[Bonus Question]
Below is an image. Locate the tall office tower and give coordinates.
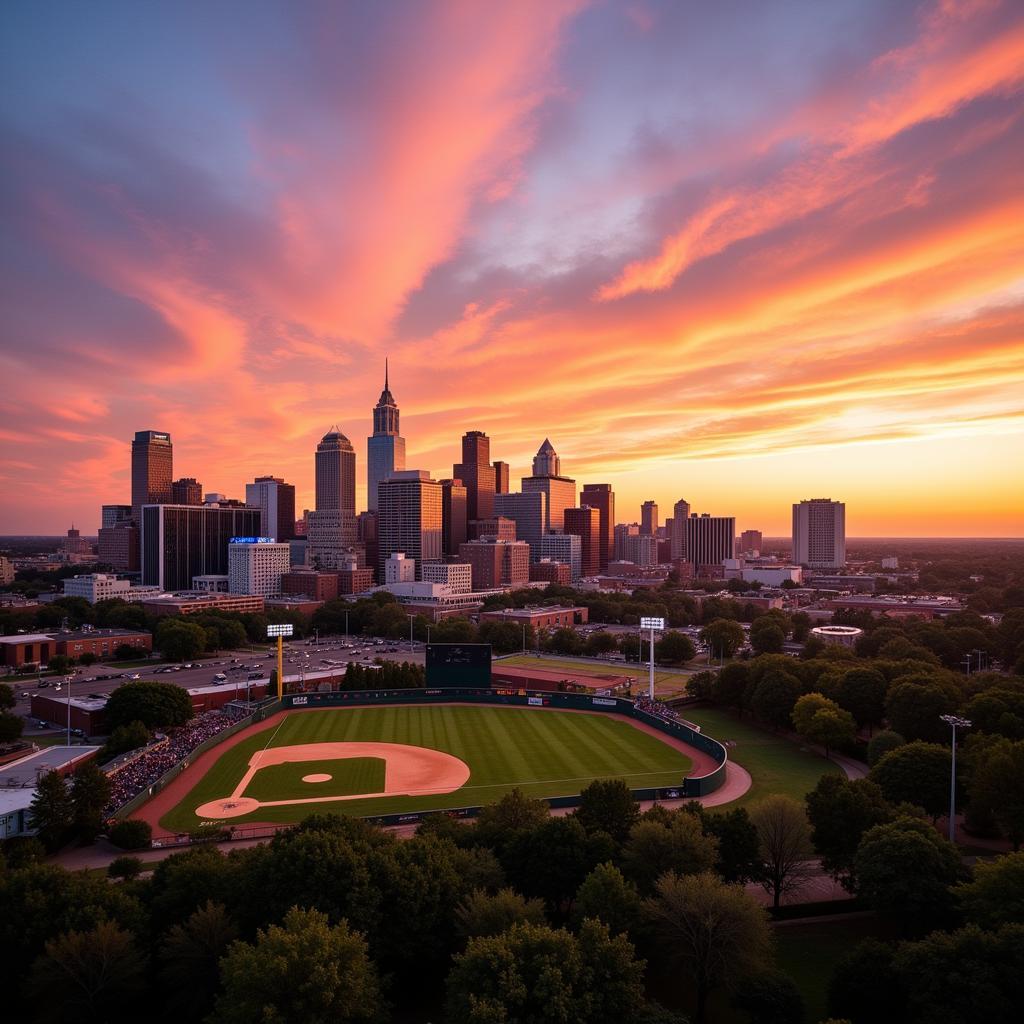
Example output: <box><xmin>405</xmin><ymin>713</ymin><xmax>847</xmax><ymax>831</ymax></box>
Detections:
<box><xmin>98</xmin><ymin>523</ymin><xmax>139</xmax><ymax>571</ymax></box>
<box><xmin>440</xmin><ymin>479</ymin><xmax>468</xmax><ymax>561</ymax></box>
<box><xmin>739</xmin><ymin>529</ymin><xmax>763</xmax><ymax>556</ymax></box>
<box><xmin>614</xmin><ymin>523</ymin><xmax>639</xmax><ymax>561</ymax></box>
<box><xmin>141</xmin><ymin>504</ymin><xmax>261</xmax><ymax>591</ymax></box>
<box><xmin>101</xmin><ymin>505</ymin><xmax>132</xmax><ymax>530</ymax></box>
<box><xmin>494</xmin><ymin>490</ymin><xmax>547</xmax><ymax>559</ymax></box>
<box><xmin>685</xmin><ymin>513</ymin><xmax>736</xmax><ymax>568</ymax></box>
<box><xmin>537</xmin><ymin>533</ymin><xmax>582</xmax><ymax>581</ymax></box>
<box><xmin>366</xmin><ymin>362</ymin><xmax>406</xmax><ymax>513</ymax></box>
<box><xmin>670</xmin><ymin>498</ymin><xmax>691</xmax><ymax>560</ymax></box>
<box><xmin>357</xmin><ymin>511</ymin><xmax>378</xmax><ymax>580</ymax></box>
<box><xmin>228</xmin><ymin>539</ymin><xmax>290</xmax><ymax>596</ymax></box>
<box><xmin>316</xmin><ymin>429</ymin><xmax>356</xmax><ymax>514</ymax></box>
<box><xmin>581</xmin><ymin>483</ymin><xmax>614</xmax><ymax>570</ymax></box>
<box><xmin>493</xmin><ymin>461</ymin><xmax>510</xmax><ymax>495</ymax></box>
<box><xmin>624</xmin><ymin>533</ymin><xmax>659</xmax><ymax>567</ymax></box>
<box><xmin>245</xmin><ymin>476</ymin><xmax>296</xmax><ymax>541</ymax></box>
<box><xmin>453</xmin><ymin>430</ymin><xmax>495</xmax><ymax>522</ymax></box>
<box><xmin>640</xmin><ymin>501</ymin><xmax>659</xmax><ymax>536</ymax></box>
<box><xmin>171</xmin><ymin>477</ymin><xmax>203</xmax><ymax>505</ymax></box>
<box><xmin>131</xmin><ymin>430</ymin><xmax>173</xmax><ymax>525</ymax></box>
<box><xmin>564</xmin><ymin>506</ymin><xmax>601</xmax><ymax>577</ymax></box>
<box><xmin>377</xmin><ymin>471</ymin><xmax>443</xmax><ymax>580</ymax></box>
<box><xmin>792</xmin><ymin>499</ymin><xmax>846</xmax><ymax>569</ymax></box>
<box><xmin>521</xmin><ymin>438</ymin><xmax>576</xmax><ymax>531</ymax></box>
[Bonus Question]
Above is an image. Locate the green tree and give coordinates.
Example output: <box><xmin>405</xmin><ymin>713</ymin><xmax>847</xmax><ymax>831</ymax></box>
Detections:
<box><xmin>159</xmin><ymin>900</ymin><xmax>239</xmax><ymax>1020</ymax></box>
<box><xmin>644</xmin><ymin>871</ymin><xmax>773</xmax><ymax>1024</ymax></box>
<box><xmin>99</xmin><ymin>720</ymin><xmax>151</xmax><ymax>762</ymax></box>
<box><xmin>155</xmin><ymin>618</ymin><xmax>207</xmax><ymax>661</ymax></box>
<box><xmin>446</xmin><ymin>919</ymin><xmax>646</xmax><ymax>1024</ymax></box>
<box><xmin>750</xmin><ymin>620</ymin><xmax>786</xmax><ymax>655</ymax></box>
<box><xmin>0</xmin><ymin>709</ymin><xmax>24</xmax><ymax>742</ymax></box>
<box><xmin>965</xmin><ymin>687</ymin><xmax>1024</xmax><ymax>740</ymax></box>
<box><xmin>792</xmin><ymin>692</ymin><xmax>856</xmax><ymax>757</ymax></box>
<box><xmin>473</xmin><ymin>788</ymin><xmax>549</xmax><ymax>851</ymax></box>
<box><xmin>622</xmin><ymin>812</ymin><xmax>719</xmax><ymax>894</ymax></box>
<box><xmin>586</xmin><ymin>631</ymin><xmax>619</xmax><ymax>657</ymax></box>
<box><xmin>749</xmin><ymin>671</ymin><xmax>804</xmax><ymax>730</ymax></box>
<box><xmin>732</xmin><ymin>971</ymin><xmax>805</xmax><ymax>1024</ymax></box>
<box><xmin>955</xmin><ymin>851</ymin><xmax>1024</xmax><ymax>929</ymax></box>
<box><xmin>805</xmin><ymin>774</ymin><xmax>893</xmax><ymax>886</ymax></box>
<box><xmin>884</xmin><ymin>678</ymin><xmax>959</xmax><ymax>743</ymax></box>
<box><xmin>869</xmin><ymin>741</ymin><xmax>951</xmax><ymax>821</ymax></box>
<box><xmin>684</xmin><ymin>804</ymin><xmax>763</xmax><ymax>884</ymax></box>
<box><xmin>454</xmin><ymin>887</ymin><xmax>546</xmax><ymax>939</ymax></box>
<box><xmin>107</xmin><ymin>856</ymin><xmax>143</xmax><ymax>880</ymax></box>
<box><xmin>700</xmin><ymin>619</ymin><xmax>745</xmax><ymax>660</ymax></box>
<box><xmin>655</xmin><ymin>631</ymin><xmax>697</xmax><ymax>665</ymax></box>
<box><xmin>46</xmin><ymin>654</ymin><xmax>73</xmax><ymax>674</ymax></box>
<box><xmin>575</xmin><ymin>778</ymin><xmax>640</xmax><ymax>843</ymax></box>
<box><xmin>70</xmin><ymin>761</ymin><xmax>112</xmax><ymax>842</ymax></box>
<box><xmin>29</xmin><ymin>770</ymin><xmax>73</xmax><ymax>851</ymax></box>
<box><xmin>572</xmin><ymin>862</ymin><xmax>642</xmax><ymax>935</ymax></box>
<box><xmin>835</xmin><ymin>667</ymin><xmax>888</xmax><ymax>732</ymax></box>
<box><xmin>749</xmin><ymin>795</ymin><xmax>814</xmax><ymax>909</ymax></box>
<box><xmin>968</xmin><ymin>738</ymin><xmax>1024</xmax><ymax>849</ymax></box>
<box><xmin>546</xmin><ymin>627</ymin><xmax>585</xmax><ymax>656</ymax></box>
<box><xmin>866</xmin><ymin>729</ymin><xmax>904</xmax><ymax>766</ymax></box>
<box><xmin>26</xmin><ymin>920</ymin><xmax>146</xmax><ymax>1024</ymax></box>
<box><xmin>210</xmin><ymin>907</ymin><xmax>382</xmax><ymax>1024</ymax></box>
<box><xmin>77</xmin><ymin>652</ymin><xmax>97</xmax><ymax>666</ymax></box>
<box><xmin>711</xmin><ymin>661</ymin><xmax>751</xmax><ymax>713</ymax></box>
<box><xmin>108</xmin><ymin>819</ymin><xmax>152</xmax><ymax>850</ymax></box>
<box><xmin>104</xmin><ymin>680</ymin><xmax>193</xmax><ymax>730</ymax></box>
<box><xmin>827</xmin><ymin>939</ymin><xmax>904</xmax><ymax>1024</ymax></box>
<box><xmin>854</xmin><ymin>816</ymin><xmax>965</xmax><ymax>931</ymax></box>
<box><xmin>0</xmin><ymin>682</ymin><xmax>14</xmax><ymax>711</ymax></box>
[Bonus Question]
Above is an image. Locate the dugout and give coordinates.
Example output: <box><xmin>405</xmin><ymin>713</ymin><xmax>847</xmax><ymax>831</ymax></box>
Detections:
<box><xmin>425</xmin><ymin>643</ymin><xmax>492</xmax><ymax>687</ymax></box>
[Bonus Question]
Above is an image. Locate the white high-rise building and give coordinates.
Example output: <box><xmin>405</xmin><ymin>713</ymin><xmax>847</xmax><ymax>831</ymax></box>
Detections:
<box><xmin>792</xmin><ymin>498</ymin><xmax>846</xmax><ymax>569</ymax></box>
<box><xmin>245</xmin><ymin>476</ymin><xmax>296</xmax><ymax>542</ymax></box>
<box><xmin>228</xmin><ymin>540</ymin><xmax>290</xmax><ymax>596</ymax></box>
<box><xmin>420</xmin><ymin>562</ymin><xmax>472</xmax><ymax>593</ymax></box>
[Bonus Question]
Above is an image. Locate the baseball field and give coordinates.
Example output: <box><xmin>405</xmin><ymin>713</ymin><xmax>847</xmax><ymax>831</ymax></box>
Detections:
<box><xmin>156</xmin><ymin>704</ymin><xmax>695</xmax><ymax>832</ymax></box>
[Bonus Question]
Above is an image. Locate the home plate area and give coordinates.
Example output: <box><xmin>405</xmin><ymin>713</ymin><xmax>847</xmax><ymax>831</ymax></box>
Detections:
<box><xmin>194</xmin><ymin>742</ymin><xmax>471</xmax><ymax>819</ymax></box>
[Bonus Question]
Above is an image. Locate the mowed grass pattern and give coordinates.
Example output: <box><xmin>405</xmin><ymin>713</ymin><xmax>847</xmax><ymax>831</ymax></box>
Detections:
<box><xmin>242</xmin><ymin>757</ymin><xmax>385</xmax><ymax>802</ymax></box>
<box><xmin>161</xmin><ymin>705</ymin><xmax>692</xmax><ymax>831</ymax></box>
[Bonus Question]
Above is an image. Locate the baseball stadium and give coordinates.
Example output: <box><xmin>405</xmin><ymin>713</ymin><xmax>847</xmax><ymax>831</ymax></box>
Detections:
<box><xmin>124</xmin><ymin>644</ymin><xmax>738</xmax><ymax>839</ymax></box>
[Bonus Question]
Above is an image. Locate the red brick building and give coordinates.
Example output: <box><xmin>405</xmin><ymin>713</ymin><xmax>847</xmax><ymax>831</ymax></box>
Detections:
<box><xmin>479</xmin><ymin>605</ymin><xmax>588</xmax><ymax>629</ymax></box>
<box><xmin>0</xmin><ymin>629</ymin><xmax>152</xmax><ymax>668</ymax></box>
<box><xmin>468</xmin><ymin>516</ymin><xmax>517</xmax><ymax>541</ymax></box>
<box><xmin>564</xmin><ymin>506</ymin><xmax>601</xmax><ymax>577</ymax></box>
<box><xmin>529</xmin><ymin>559</ymin><xmax>570</xmax><ymax>585</ymax></box>
<box><xmin>281</xmin><ymin>570</ymin><xmax>339</xmax><ymax>601</ymax></box>
<box><xmin>338</xmin><ymin>567</ymin><xmax>375</xmax><ymax>594</ymax></box>
<box><xmin>459</xmin><ymin>538</ymin><xmax>529</xmax><ymax>588</ymax></box>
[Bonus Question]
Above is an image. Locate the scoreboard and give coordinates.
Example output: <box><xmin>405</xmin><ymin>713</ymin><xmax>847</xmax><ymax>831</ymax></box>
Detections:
<box><xmin>425</xmin><ymin>643</ymin><xmax>493</xmax><ymax>688</ymax></box>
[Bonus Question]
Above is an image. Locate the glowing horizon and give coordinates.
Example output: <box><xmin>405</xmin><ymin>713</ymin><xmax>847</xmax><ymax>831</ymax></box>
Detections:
<box><xmin>1</xmin><ymin>1</ymin><xmax>1022</xmax><ymax>538</ymax></box>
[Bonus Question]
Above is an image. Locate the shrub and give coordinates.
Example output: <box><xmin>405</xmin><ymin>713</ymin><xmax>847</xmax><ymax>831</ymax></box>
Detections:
<box><xmin>108</xmin><ymin>856</ymin><xmax>144</xmax><ymax>880</ymax></box>
<box><xmin>108</xmin><ymin>819</ymin><xmax>152</xmax><ymax>850</ymax></box>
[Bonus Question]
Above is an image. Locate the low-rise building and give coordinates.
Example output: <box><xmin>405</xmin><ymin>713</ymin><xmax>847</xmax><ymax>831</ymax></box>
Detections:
<box><xmin>142</xmin><ymin>594</ymin><xmax>265</xmax><ymax>617</ymax></box>
<box><xmin>281</xmin><ymin>570</ymin><xmax>340</xmax><ymax>601</ymax></box>
<box><xmin>478</xmin><ymin>605</ymin><xmax>588</xmax><ymax>629</ymax></box>
<box><xmin>62</xmin><ymin>573</ymin><xmax>131</xmax><ymax>603</ymax></box>
<box><xmin>529</xmin><ymin>559</ymin><xmax>570</xmax><ymax>585</ymax></box>
<box><xmin>0</xmin><ymin>628</ymin><xmax>153</xmax><ymax>667</ymax></box>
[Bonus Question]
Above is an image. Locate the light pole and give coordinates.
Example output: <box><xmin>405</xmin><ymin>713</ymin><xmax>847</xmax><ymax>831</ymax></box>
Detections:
<box><xmin>521</xmin><ymin>624</ymin><xmax>526</xmax><ymax>654</ymax></box>
<box><xmin>940</xmin><ymin>714</ymin><xmax>971</xmax><ymax>843</ymax></box>
<box><xmin>961</xmin><ymin>654</ymin><xmax>972</xmax><ymax>676</ymax></box>
<box><xmin>60</xmin><ymin>674</ymin><xmax>73</xmax><ymax>745</ymax></box>
<box><xmin>640</xmin><ymin>617</ymin><xmax>665</xmax><ymax>701</ymax></box>
<box><xmin>408</xmin><ymin>614</ymin><xmax>415</xmax><ymax>645</ymax></box>
<box><xmin>426</xmin><ymin>624</ymin><xmax>432</xmax><ymax>645</ymax></box>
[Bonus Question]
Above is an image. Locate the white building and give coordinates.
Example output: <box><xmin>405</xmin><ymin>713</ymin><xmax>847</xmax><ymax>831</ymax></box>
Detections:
<box><xmin>741</xmin><ymin>566</ymin><xmax>803</xmax><ymax>587</ymax></box>
<box><xmin>421</xmin><ymin>562</ymin><xmax>472</xmax><ymax>593</ymax></box>
<box><xmin>228</xmin><ymin>540</ymin><xmax>290</xmax><ymax>596</ymax></box>
<box><xmin>191</xmin><ymin>574</ymin><xmax>230</xmax><ymax>592</ymax></box>
<box><xmin>0</xmin><ymin>555</ymin><xmax>14</xmax><ymax>585</ymax></box>
<box><xmin>793</xmin><ymin>498</ymin><xmax>846</xmax><ymax>569</ymax></box>
<box><xmin>306</xmin><ymin>508</ymin><xmax>359</xmax><ymax>569</ymax></box>
<box><xmin>62</xmin><ymin>573</ymin><xmax>131</xmax><ymax>603</ymax></box>
<box><xmin>537</xmin><ymin>533</ymin><xmax>582</xmax><ymax>581</ymax></box>
<box><xmin>811</xmin><ymin>624</ymin><xmax>863</xmax><ymax>648</ymax></box>
<box><xmin>385</xmin><ymin>552</ymin><xmax>416</xmax><ymax>584</ymax></box>
<box><xmin>623</xmin><ymin>533</ymin><xmax>658</xmax><ymax>567</ymax></box>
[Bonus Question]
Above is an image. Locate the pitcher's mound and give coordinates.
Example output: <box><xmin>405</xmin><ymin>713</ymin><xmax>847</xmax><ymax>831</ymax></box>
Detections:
<box><xmin>303</xmin><ymin>773</ymin><xmax>332</xmax><ymax>783</ymax></box>
<box><xmin>195</xmin><ymin>796</ymin><xmax>261</xmax><ymax>819</ymax></box>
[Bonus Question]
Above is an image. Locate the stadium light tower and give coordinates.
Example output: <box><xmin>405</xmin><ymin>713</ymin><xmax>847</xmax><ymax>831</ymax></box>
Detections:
<box><xmin>267</xmin><ymin>623</ymin><xmax>293</xmax><ymax>699</ymax></box>
<box><xmin>640</xmin><ymin>617</ymin><xmax>665</xmax><ymax>701</ymax></box>
<box><xmin>940</xmin><ymin>714</ymin><xmax>971</xmax><ymax>843</ymax></box>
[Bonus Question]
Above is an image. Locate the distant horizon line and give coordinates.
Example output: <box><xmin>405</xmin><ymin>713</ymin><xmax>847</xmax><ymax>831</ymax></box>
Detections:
<box><xmin>1</xmin><ymin>534</ymin><xmax>1022</xmax><ymax>543</ymax></box>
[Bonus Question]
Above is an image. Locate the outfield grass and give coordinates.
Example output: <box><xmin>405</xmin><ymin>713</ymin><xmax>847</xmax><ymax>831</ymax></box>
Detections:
<box><xmin>242</xmin><ymin>756</ymin><xmax>385</xmax><ymax>801</ymax></box>
<box><xmin>160</xmin><ymin>705</ymin><xmax>693</xmax><ymax>831</ymax></box>
<box><xmin>683</xmin><ymin>707</ymin><xmax>841</xmax><ymax>806</ymax></box>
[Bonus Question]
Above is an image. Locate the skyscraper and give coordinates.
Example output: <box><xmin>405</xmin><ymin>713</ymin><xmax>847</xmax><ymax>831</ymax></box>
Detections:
<box><xmin>366</xmin><ymin>361</ymin><xmax>406</xmax><ymax>512</ymax></box>
<box><xmin>171</xmin><ymin>477</ymin><xmax>203</xmax><ymax>505</ymax></box>
<box><xmin>131</xmin><ymin>430</ymin><xmax>173</xmax><ymax>525</ymax></box>
<box><xmin>792</xmin><ymin>499</ymin><xmax>846</xmax><ymax>569</ymax></box>
<box><xmin>454</xmin><ymin>430</ymin><xmax>495</xmax><ymax>522</ymax></box>
<box><xmin>494</xmin><ymin>490</ymin><xmax>547</xmax><ymax>559</ymax></box>
<box><xmin>377</xmin><ymin>471</ymin><xmax>443</xmax><ymax>580</ymax></box>
<box><xmin>670</xmin><ymin>498</ymin><xmax>691</xmax><ymax>560</ymax></box>
<box><xmin>245</xmin><ymin>476</ymin><xmax>296</xmax><ymax>542</ymax></box>
<box><xmin>640</xmin><ymin>501</ymin><xmax>659</xmax><ymax>536</ymax></box>
<box><xmin>101</xmin><ymin>505</ymin><xmax>132</xmax><ymax>530</ymax></box>
<box><xmin>440</xmin><ymin>478</ymin><xmax>468</xmax><ymax>560</ymax></box>
<box><xmin>316</xmin><ymin>429</ymin><xmax>356</xmax><ymax>514</ymax></box>
<box><xmin>739</xmin><ymin>529</ymin><xmax>763</xmax><ymax>555</ymax></box>
<box><xmin>493</xmin><ymin>461</ymin><xmax>510</xmax><ymax>495</ymax></box>
<box><xmin>564</xmin><ymin>506</ymin><xmax>600</xmax><ymax>577</ymax></box>
<box><xmin>581</xmin><ymin>483</ymin><xmax>614</xmax><ymax>570</ymax></box>
<box><xmin>685</xmin><ymin>514</ymin><xmax>736</xmax><ymax>568</ymax></box>
<box><xmin>521</xmin><ymin>439</ymin><xmax>576</xmax><ymax>531</ymax></box>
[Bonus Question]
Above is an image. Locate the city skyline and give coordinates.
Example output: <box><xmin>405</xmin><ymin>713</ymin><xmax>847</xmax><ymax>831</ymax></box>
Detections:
<box><xmin>2</xmin><ymin>1</ymin><xmax>1023</xmax><ymax>537</ymax></box>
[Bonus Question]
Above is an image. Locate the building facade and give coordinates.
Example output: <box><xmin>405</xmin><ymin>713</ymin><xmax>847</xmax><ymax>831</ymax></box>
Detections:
<box><xmin>493</xmin><ymin>461</ymin><xmax>510</xmax><ymax>495</ymax></box>
<box><xmin>385</xmin><ymin>552</ymin><xmax>417</xmax><ymax>584</ymax></box>
<box><xmin>640</xmin><ymin>500</ymin><xmax>658</xmax><ymax>536</ymax></box>
<box><xmin>245</xmin><ymin>476</ymin><xmax>297</xmax><ymax>542</ymax></box>
<box><xmin>684</xmin><ymin>513</ymin><xmax>736</xmax><ymax>568</ymax></box>
<box><xmin>62</xmin><ymin>574</ymin><xmax>131</xmax><ymax>603</ymax></box>
<box><xmin>529</xmin><ymin>559</ymin><xmax>570</xmax><ymax>585</ymax></box>
<box><xmin>421</xmin><ymin>562</ymin><xmax>473</xmax><ymax>593</ymax></box>
<box><xmin>281</xmin><ymin>570</ymin><xmax>340</xmax><ymax>601</ymax></box>
<box><xmin>98</xmin><ymin>525</ymin><xmax>139</xmax><ymax>571</ymax></box>
<box><xmin>537</xmin><ymin>533</ymin><xmax>582</xmax><ymax>580</ymax></box>
<box><xmin>564</xmin><ymin>506</ymin><xmax>601</xmax><ymax>577</ymax></box>
<box><xmin>453</xmin><ymin>430</ymin><xmax>495</xmax><ymax>523</ymax></box>
<box><xmin>580</xmin><ymin>483</ymin><xmax>614</xmax><ymax>570</ymax></box>
<box><xmin>131</xmin><ymin>430</ymin><xmax>173</xmax><ymax>525</ymax></box>
<box><xmin>670</xmin><ymin>498</ymin><xmax>691</xmax><ymax>560</ymax></box>
<box><xmin>101</xmin><ymin>505</ymin><xmax>132</xmax><ymax>530</ymax></box>
<box><xmin>458</xmin><ymin>538</ymin><xmax>530</xmax><ymax>589</ymax></box>
<box><xmin>494</xmin><ymin>490</ymin><xmax>547</xmax><ymax>559</ymax></box>
<box><xmin>623</xmin><ymin>533</ymin><xmax>659</xmax><ymax>567</ymax></box>
<box><xmin>377</xmin><ymin>472</ymin><xmax>443</xmax><ymax>580</ymax></box>
<box><xmin>739</xmin><ymin>529</ymin><xmax>763</xmax><ymax>556</ymax></box>
<box><xmin>440</xmin><ymin>479</ymin><xmax>468</xmax><ymax>561</ymax></box>
<box><xmin>367</xmin><ymin>363</ymin><xmax>407</xmax><ymax>513</ymax></box>
<box><xmin>228</xmin><ymin>540</ymin><xmax>290</xmax><ymax>596</ymax></box>
<box><xmin>171</xmin><ymin>478</ymin><xmax>203</xmax><ymax>505</ymax></box>
<box><xmin>792</xmin><ymin>499</ymin><xmax>846</xmax><ymax>569</ymax></box>
<box><xmin>521</xmin><ymin>439</ymin><xmax>576</xmax><ymax>532</ymax></box>
<box><xmin>316</xmin><ymin>430</ymin><xmax>357</xmax><ymax>515</ymax></box>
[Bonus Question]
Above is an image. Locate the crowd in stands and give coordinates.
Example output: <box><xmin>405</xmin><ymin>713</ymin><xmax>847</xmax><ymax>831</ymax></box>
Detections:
<box><xmin>103</xmin><ymin>707</ymin><xmax>248</xmax><ymax>817</ymax></box>
<box><xmin>634</xmin><ymin>693</ymin><xmax>690</xmax><ymax>727</ymax></box>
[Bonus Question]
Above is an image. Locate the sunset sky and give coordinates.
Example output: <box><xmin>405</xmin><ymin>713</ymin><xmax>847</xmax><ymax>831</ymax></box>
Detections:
<box><xmin>1</xmin><ymin>0</ymin><xmax>1022</xmax><ymax>537</ymax></box>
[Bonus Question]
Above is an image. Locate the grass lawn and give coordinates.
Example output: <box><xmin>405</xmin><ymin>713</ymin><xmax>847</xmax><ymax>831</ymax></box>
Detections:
<box><xmin>683</xmin><ymin>707</ymin><xmax>842</xmax><ymax>805</ymax></box>
<box><xmin>160</xmin><ymin>705</ymin><xmax>693</xmax><ymax>831</ymax></box>
<box><xmin>242</xmin><ymin>756</ymin><xmax>386</xmax><ymax>801</ymax></box>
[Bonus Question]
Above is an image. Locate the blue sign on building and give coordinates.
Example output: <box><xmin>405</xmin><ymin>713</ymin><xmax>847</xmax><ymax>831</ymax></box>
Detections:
<box><xmin>229</xmin><ymin>536</ymin><xmax>276</xmax><ymax>544</ymax></box>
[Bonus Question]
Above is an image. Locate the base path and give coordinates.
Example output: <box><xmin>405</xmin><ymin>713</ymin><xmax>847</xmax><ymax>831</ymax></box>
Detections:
<box><xmin>195</xmin><ymin>742</ymin><xmax>470</xmax><ymax>819</ymax></box>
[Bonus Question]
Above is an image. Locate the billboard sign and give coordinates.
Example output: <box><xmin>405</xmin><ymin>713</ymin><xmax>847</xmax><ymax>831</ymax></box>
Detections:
<box><xmin>640</xmin><ymin>616</ymin><xmax>665</xmax><ymax>630</ymax></box>
<box><xmin>426</xmin><ymin>643</ymin><xmax>492</xmax><ymax>687</ymax></box>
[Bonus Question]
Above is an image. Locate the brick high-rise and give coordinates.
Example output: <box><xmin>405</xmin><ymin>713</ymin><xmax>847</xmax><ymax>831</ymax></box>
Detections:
<box><xmin>564</xmin><ymin>506</ymin><xmax>601</xmax><ymax>577</ymax></box>
<box><xmin>377</xmin><ymin>471</ymin><xmax>443</xmax><ymax>580</ymax></box>
<box><xmin>581</xmin><ymin>483</ymin><xmax>614</xmax><ymax>570</ymax></box>
<box><xmin>131</xmin><ymin>430</ymin><xmax>173</xmax><ymax>525</ymax></box>
<box><xmin>171</xmin><ymin>477</ymin><xmax>202</xmax><ymax>505</ymax></box>
<box><xmin>453</xmin><ymin>430</ymin><xmax>495</xmax><ymax>523</ymax></box>
<box><xmin>641</xmin><ymin>500</ymin><xmax>658</xmax><ymax>536</ymax></box>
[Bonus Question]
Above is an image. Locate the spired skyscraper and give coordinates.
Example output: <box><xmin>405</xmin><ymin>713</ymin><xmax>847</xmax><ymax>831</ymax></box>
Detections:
<box><xmin>367</xmin><ymin>360</ymin><xmax>406</xmax><ymax>512</ymax></box>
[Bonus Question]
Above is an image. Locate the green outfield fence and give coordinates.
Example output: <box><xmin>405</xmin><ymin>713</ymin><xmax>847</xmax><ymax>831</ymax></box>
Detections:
<box><xmin>116</xmin><ymin>687</ymin><xmax>728</xmax><ymax>837</ymax></box>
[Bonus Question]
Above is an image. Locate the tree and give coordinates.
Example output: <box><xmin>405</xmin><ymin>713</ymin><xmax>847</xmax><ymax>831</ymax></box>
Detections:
<box><xmin>586</xmin><ymin>631</ymin><xmax>619</xmax><ymax>657</ymax></box>
<box><xmin>835</xmin><ymin>668</ymin><xmax>888</xmax><ymax>732</ymax></box>
<box><xmin>655</xmin><ymin>631</ymin><xmax>696</xmax><ymax>665</ymax></box>
<box><xmin>687</xmin><ymin>804</ymin><xmax>763</xmax><ymax>884</ymax></box>
<box><xmin>711</xmin><ymin>662</ymin><xmax>751</xmax><ymax>713</ymax></box>
<box><xmin>955</xmin><ymin>851</ymin><xmax>1024</xmax><ymax>929</ymax></box>
<box><xmin>446</xmin><ymin>919</ymin><xmax>647</xmax><ymax>1024</ymax></box>
<box><xmin>805</xmin><ymin>775</ymin><xmax>893</xmax><ymax>886</ymax></box>
<box><xmin>750</xmin><ymin>620</ymin><xmax>786</xmax><ymax>656</ymax></box>
<box><xmin>159</xmin><ymin>901</ymin><xmax>239</xmax><ymax>1020</ymax></box>
<box><xmin>854</xmin><ymin>816</ymin><xmax>965</xmax><ymax>931</ymax></box>
<box><xmin>749</xmin><ymin>795</ymin><xmax>814</xmax><ymax>909</ymax></box>
<box><xmin>968</xmin><ymin>738</ymin><xmax>1024</xmax><ymax>849</ymax></box>
<box><xmin>700</xmin><ymin>619</ymin><xmax>745</xmax><ymax>660</ymax></box>
<box><xmin>29</xmin><ymin>770</ymin><xmax>73</xmax><ymax>851</ymax></box>
<box><xmin>455</xmin><ymin>887</ymin><xmax>546</xmax><ymax>939</ymax></box>
<box><xmin>965</xmin><ymin>687</ymin><xmax>1024</xmax><ymax>740</ymax></box>
<box><xmin>867</xmin><ymin>729</ymin><xmax>904</xmax><ymax>766</ymax></box>
<box><xmin>622</xmin><ymin>812</ymin><xmax>719</xmax><ymax>894</ymax></box>
<box><xmin>869</xmin><ymin>742</ymin><xmax>951</xmax><ymax>821</ymax></box>
<box><xmin>107</xmin><ymin>856</ymin><xmax>143</xmax><ymax>880</ymax></box>
<box><xmin>572</xmin><ymin>862</ymin><xmax>642</xmax><ymax>935</ymax></box>
<box><xmin>77</xmin><ymin>652</ymin><xmax>97</xmax><ymax>666</ymax></box>
<box><xmin>26</xmin><ymin>920</ymin><xmax>146</xmax><ymax>1024</ymax></box>
<box><xmin>884</xmin><ymin>679</ymin><xmax>959</xmax><ymax>743</ymax></box>
<box><xmin>210</xmin><ymin>907</ymin><xmax>382</xmax><ymax>1024</ymax></box>
<box><xmin>732</xmin><ymin>971</ymin><xmax>805</xmax><ymax>1024</ymax></box>
<box><xmin>155</xmin><ymin>618</ymin><xmax>207</xmax><ymax>661</ymax></box>
<box><xmin>546</xmin><ymin>627</ymin><xmax>585</xmax><ymax>656</ymax></box>
<box><xmin>792</xmin><ymin>693</ymin><xmax>856</xmax><ymax>757</ymax></box>
<box><xmin>0</xmin><ymin>682</ymin><xmax>15</xmax><ymax>712</ymax></box>
<box><xmin>104</xmin><ymin>680</ymin><xmax>192</xmax><ymax>731</ymax></box>
<box><xmin>0</xmin><ymin>709</ymin><xmax>24</xmax><ymax>742</ymax></box>
<box><xmin>473</xmin><ymin>788</ymin><xmax>549</xmax><ymax>851</ymax></box>
<box><xmin>827</xmin><ymin>939</ymin><xmax>904</xmax><ymax>1024</ymax></box>
<box><xmin>108</xmin><ymin>819</ymin><xmax>152</xmax><ymax>850</ymax></box>
<box><xmin>749</xmin><ymin>671</ymin><xmax>803</xmax><ymax>731</ymax></box>
<box><xmin>100</xmin><ymin>720</ymin><xmax>151</xmax><ymax>762</ymax></box>
<box><xmin>575</xmin><ymin>778</ymin><xmax>640</xmax><ymax>843</ymax></box>
<box><xmin>644</xmin><ymin>871</ymin><xmax>773</xmax><ymax>1024</ymax></box>
<box><xmin>46</xmin><ymin>654</ymin><xmax>73</xmax><ymax>674</ymax></box>
<box><xmin>70</xmin><ymin>762</ymin><xmax>112</xmax><ymax>842</ymax></box>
